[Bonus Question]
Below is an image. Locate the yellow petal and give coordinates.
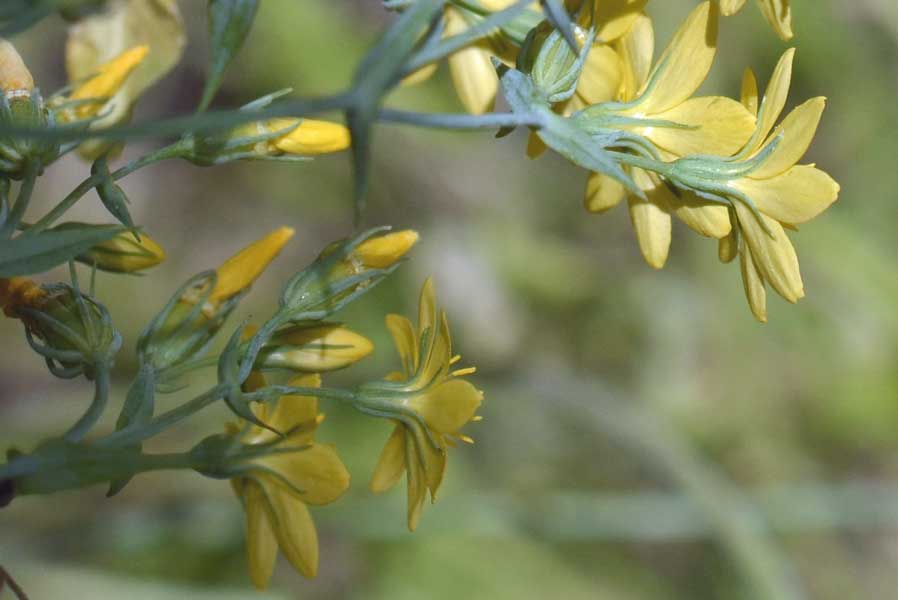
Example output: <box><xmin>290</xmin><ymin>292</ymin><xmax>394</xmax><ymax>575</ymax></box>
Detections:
<box><xmin>632</xmin><ymin>2</ymin><xmax>717</xmax><ymax>115</ymax></box>
<box><xmin>756</xmin><ymin>0</ymin><xmax>793</xmax><ymax>40</ymax></box>
<box><xmin>0</xmin><ymin>40</ymin><xmax>34</xmax><ymax>95</ymax></box>
<box><xmin>255</xmin><ymin>443</ymin><xmax>350</xmax><ymax>506</ymax></box>
<box><xmin>752</xmin><ymin>97</ymin><xmax>824</xmax><ymax>179</ymax></box>
<box><xmin>641</xmin><ymin>96</ymin><xmax>756</xmax><ymax>157</ymax></box>
<box><xmin>734</xmin><ymin>202</ymin><xmax>803</xmax><ymax>302</ymax></box>
<box><xmin>585</xmin><ymin>172</ymin><xmax>626</xmax><ymax>213</ymax></box>
<box><xmin>410</xmin><ymin>378</ymin><xmax>483</xmax><ymax>435</ymax></box>
<box><xmin>628</xmin><ymin>168</ymin><xmax>672</xmax><ymax>269</ymax></box>
<box><xmin>718</xmin><ymin>0</ymin><xmax>748</xmax><ymax>16</ymax></box>
<box><xmin>370</xmin><ymin>425</ymin><xmax>407</xmax><ymax>493</ymax></box>
<box><xmin>386</xmin><ymin>313</ymin><xmax>419</xmax><ymax>376</ymax></box>
<box><xmin>209</xmin><ymin>227</ymin><xmax>294</xmax><ymax>305</ymax></box>
<box><xmin>69</xmin><ymin>46</ymin><xmax>149</xmax><ymax>117</ymax></box>
<box><xmin>353</xmin><ymin>230</ymin><xmax>419</xmax><ymax>269</ymax></box>
<box><xmin>417</xmin><ymin>277</ymin><xmax>438</xmax><ymax>350</ymax></box>
<box><xmin>733</xmin><ymin>165</ymin><xmax>839</xmax><ymax>225</ymax></box>
<box><xmin>741</xmin><ymin>68</ymin><xmax>759</xmax><ymax>115</ymax></box>
<box><xmin>575</xmin><ymin>45</ymin><xmax>622</xmax><ymax>105</ymax></box>
<box><xmin>266</xmin><ymin>374</ymin><xmax>321</xmax><ymax>445</ymax></box>
<box><xmin>265</xmin><ymin>485</ymin><xmax>319</xmax><ymax>578</ymax></box>
<box><xmin>445</xmin><ymin>8</ymin><xmax>498</xmax><ymax>115</ymax></box>
<box><xmin>615</xmin><ymin>13</ymin><xmax>654</xmax><ymax>101</ymax></box>
<box><xmin>739</xmin><ymin>245</ymin><xmax>768</xmax><ymax>323</ymax></box>
<box><xmin>594</xmin><ymin>0</ymin><xmax>650</xmax><ymax>43</ymax></box>
<box><xmin>743</xmin><ymin>48</ymin><xmax>794</xmax><ymax>157</ymax></box>
<box><xmin>274</xmin><ymin>119</ymin><xmax>351</xmax><ymax>155</ymax></box>
<box><xmin>243</xmin><ymin>481</ymin><xmax>279</xmax><ymax>590</ymax></box>
<box><xmin>674</xmin><ymin>198</ymin><xmax>732</xmax><ymax>239</ymax></box>
<box><xmin>66</xmin><ymin>0</ymin><xmax>184</xmax><ymax>158</ymax></box>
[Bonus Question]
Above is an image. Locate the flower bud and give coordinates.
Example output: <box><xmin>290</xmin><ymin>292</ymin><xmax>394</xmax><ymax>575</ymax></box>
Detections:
<box><xmin>76</xmin><ymin>229</ymin><xmax>166</xmax><ymax>273</ymax></box>
<box><xmin>0</xmin><ymin>40</ymin><xmax>34</xmax><ymax>98</ymax></box>
<box><xmin>255</xmin><ymin>323</ymin><xmax>374</xmax><ymax>373</ymax></box>
<box><xmin>10</xmin><ymin>282</ymin><xmax>121</xmax><ymax>377</ymax></box>
<box><xmin>0</xmin><ymin>41</ymin><xmax>59</xmax><ymax>178</ymax></box>
<box><xmin>139</xmin><ymin>228</ymin><xmax>294</xmax><ymax>371</ymax></box>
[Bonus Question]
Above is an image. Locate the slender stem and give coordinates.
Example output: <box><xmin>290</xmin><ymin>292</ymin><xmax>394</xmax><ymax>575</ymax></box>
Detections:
<box><xmin>64</xmin><ymin>364</ymin><xmax>110</xmax><ymax>443</ymax></box>
<box><xmin>97</xmin><ymin>384</ymin><xmax>226</xmax><ymax>448</ymax></box>
<box><xmin>609</xmin><ymin>150</ymin><xmax>672</xmax><ymax>177</ymax></box>
<box><xmin>379</xmin><ymin>108</ymin><xmax>545</xmax><ymax>130</ymax></box>
<box><xmin>24</xmin><ymin>141</ymin><xmax>189</xmax><ymax>236</ymax></box>
<box><xmin>248</xmin><ymin>384</ymin><xmax>358</xmax><ymax>405</ymax></box>
<box><xmin>0</xmin><ymin>566</ymin><xmax>30</xmax><ymax>600</ymax></box>
<box><xmin>0</xmin><ymin>161</ymin><xmax>37</xmax><ymax>238</ymax></box>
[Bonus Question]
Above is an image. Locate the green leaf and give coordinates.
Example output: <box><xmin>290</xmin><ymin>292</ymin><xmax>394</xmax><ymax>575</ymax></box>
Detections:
<box><xmin>348</xmin><ymin>0</ymin><xmax>445</xmax><ymax>224</ymax></box>
<box><xmin>200</xmin><ymin>0</ymin><xmax>260</xmax><ymax>111</ymax></box>
<box><xmin>0</xmin><ymin>224</ymin><xmax>124</xmax><ymax>277</ymax></box>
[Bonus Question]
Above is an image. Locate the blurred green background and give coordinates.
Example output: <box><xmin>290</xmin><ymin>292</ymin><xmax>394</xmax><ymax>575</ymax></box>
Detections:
<box><xmin>2</xmin><ymin>1</ymin><xmax>898</xmax><ymax>598</ymax></box>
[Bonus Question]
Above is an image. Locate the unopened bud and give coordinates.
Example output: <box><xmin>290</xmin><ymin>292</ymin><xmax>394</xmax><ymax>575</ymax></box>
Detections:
<box><xmin>256</xmin><ymin>324</ymin><xmax>374</xmax><ymax>373</ymax></box>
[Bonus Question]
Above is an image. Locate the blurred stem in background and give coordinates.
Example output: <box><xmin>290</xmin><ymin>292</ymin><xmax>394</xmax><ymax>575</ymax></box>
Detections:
<box><xmin>532</xmin><ymin>375</ymin><xmax>806</xmax><ymax>600</ymax></box>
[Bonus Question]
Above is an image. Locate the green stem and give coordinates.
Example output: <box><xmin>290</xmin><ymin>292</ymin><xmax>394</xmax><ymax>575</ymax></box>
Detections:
<box><xmin>63</xmin><ymin>364</ymin><xmax>110</xmax><ymax>443</ymax></box>
<box><xmin>0</xmin><ymin>161</ymin><xmax>37</xmax><ymax>238</ymax></box>
<box><xmin>24</xmin><ymin>141</ymin><xmax>189</xmax><ymax>236</ymax></box>
<box><xmin>97</xmin><ymin>384</ymin><xmax>226</xmax><ymax>448</ymax></box>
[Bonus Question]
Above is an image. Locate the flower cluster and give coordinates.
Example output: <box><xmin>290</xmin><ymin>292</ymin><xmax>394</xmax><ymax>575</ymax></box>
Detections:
<box><xmin>420</xmin><ymin>0</ymin><xmax>835</xmax><ymax>321</ymax></box>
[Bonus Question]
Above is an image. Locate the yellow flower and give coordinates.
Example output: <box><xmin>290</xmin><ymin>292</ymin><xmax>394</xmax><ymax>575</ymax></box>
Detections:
<box><xmin>713</xmin><ymin>49</ymin><xmax>839</xmax><ymax>321</ymax></box>
<box><xmin>236</xmin><ymin>118</ymin><xmax>351</xmax><ymax>157</ymax></box>
<box><xmin>258</xmin><ymin>323</ymin><xmax>374</xmax><ymax>373</ymax></box>
<box><xmin>368</xmin><ymin>278</ymin><xmax>483</xmax><ymax>531</ymax></box>
<box><xmin>0</xmin><ymin>40</ymin><xmax>34</xmax><ymax>97</ymax></box>
<box><xmin>718</xmin><ymin>0</ymin><xmax>792</xmax><ymax>40</ymax></box>
<box><xmin>76</xmin><ymin>230</ymin><xmax>166</xmax><ymax>273</ymax></box>
<box><xmin>65</xmin><ymin>45</ymin><xmax>149</xmax><ymax>121</ymax></box>
<box><xmin>584</xmin><ymin>2</ymin><xmax>756</xmax><ymax>268</ymax></box>
<box><xmin>200</xmin><ymin>226</ymin><xmax>295</xmax><ymax>310</ymax></box>
<box><xmin>64</xmin><ymin>0</ymin><xmax>185</xmax><ymax>159</ymax></box>
<box><xmin>232</xmin><ymin>373</ymin><xmax>349</xmax><ymax>588</ymax></box>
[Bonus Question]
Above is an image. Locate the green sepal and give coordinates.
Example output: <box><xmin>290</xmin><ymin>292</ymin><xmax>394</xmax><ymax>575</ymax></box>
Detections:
<box><xmin>107</xmin><ymin>364</ymin><xmax>156</xmax><ymax>496</ymax></box>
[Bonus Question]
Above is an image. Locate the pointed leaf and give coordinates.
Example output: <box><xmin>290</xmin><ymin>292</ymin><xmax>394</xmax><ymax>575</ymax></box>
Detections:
<box><xmin>0</xmin><ymin>224</ymin><xmax>124</xmax><ymax>277</ymax></box>
<box><xmin>200</xmin><ymin>0</ymin><xmax>260</xmax><ymax>111</ymax></box>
